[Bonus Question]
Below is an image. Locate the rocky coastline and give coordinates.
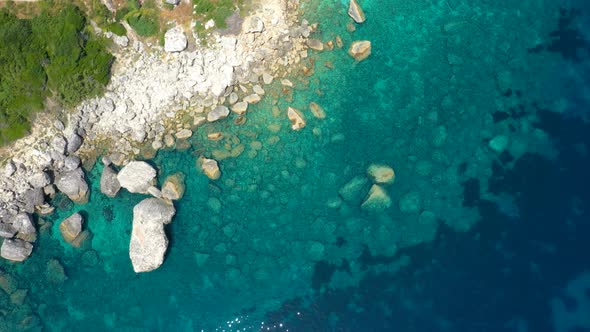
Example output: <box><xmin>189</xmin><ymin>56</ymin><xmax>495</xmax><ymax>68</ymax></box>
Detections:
<box><xmin>0</xmin><ymin>0</ymin><xmax>314</xmax><ymax>264</ymax></box>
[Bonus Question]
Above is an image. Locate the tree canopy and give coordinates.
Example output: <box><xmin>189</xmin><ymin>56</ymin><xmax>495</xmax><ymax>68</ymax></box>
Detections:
<box><xmin>0</xmin><ymin>5</ymin><xmax>113</xmax><ymax>145</ymax></box>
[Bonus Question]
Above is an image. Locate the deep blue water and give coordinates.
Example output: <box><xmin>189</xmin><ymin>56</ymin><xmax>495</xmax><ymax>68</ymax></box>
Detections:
<box><xmin>1</xmin><ymin>0</ymin><xmax>590</xmax><ymax>331</ymax></box>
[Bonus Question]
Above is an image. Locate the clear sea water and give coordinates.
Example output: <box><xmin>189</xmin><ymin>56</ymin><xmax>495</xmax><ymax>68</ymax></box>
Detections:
<box><xmin>2</xmin><ymin>0</ymin><xmax>590</xmax><ymax>331</ymax></box>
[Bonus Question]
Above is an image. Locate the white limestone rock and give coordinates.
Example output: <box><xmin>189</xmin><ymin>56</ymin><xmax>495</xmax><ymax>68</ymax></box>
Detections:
<box><xmin>0</xmin><ymin>223</ymin><xmax>17</xmax><ymax>239</ymax></box>
<box><xmin>1</xmin><ymin>239</ymin><xmax>33</xmax><ymax>262</ymax></box>
<box><xmin>55</xmin><ymin>168</ymin><xmax>89</xmax><ymax>203</ymax></box>
<box><xmin>117</xmin><ymin>161</ymin><xmax>157</xmax><ymax>194</ymax></box>
<box><xmin>361</xmin><ymin>185</ymin><xmax>392</xmax><ymax>212</ymax></box>
<box><xmin>244</xmin><ymin>16</ymin><xmax>265</xmax><ymax>33</ymax></box>
<box><xmin>287</xmin><ymin>107</ymin><xmax>306</xmax><ymax>130</ymax></box>
<box><xmin>161</xmin><ymin>173</ymin><xmax>185</xmax><ymax>201</ymax></box>
<box><xmin>348</xmin><ymin>40</ymin><xmax>372</xmax><ymax>61</ymax></box>
<box><xmin>100</xmin><ymin>165</ymin><xmax>121</xmax><ymax>198</ymax></box>
<box><xmin>231</xmin><ymin>101</ymin><xmax>249</xmax><ymax>115</ymax></box>
<box><xmin>129</xmin><ymin>198</ymin><xmax>176</xmax><ymax>273</ymax></box>
<box><xmin>199</xmin><ymin>157</ymin><xmax>221</xmax><ymax>180</ymax></box>
<box><xmin>348</xmin><ymin>0</ymin><xmax>366</xmax><ymax>24</ymax></box>
<box><xmin>29</xmin><ymin>172</ymin><xmax>51</xmax><ymax>189</ymax></box>
<box><xmin>60</xmin><ymin>212</ymin><xmax>83</xmax><ymax>244</ymax></box>
<box><xmin>367</xmin><ymin>164</ymin><xmax>395</xmax><ymax>184</ymax></box>
<box><xmin>207</xmin><ymin>106</ymin><xmax>230</xmax><ymax>122</ymax></box>
<box><xmin>13</xmin><ymin>213</ymin><xmax>36</xmax><ymax>243</ymax></box>
<box><xmin>164</xmin><ymin>26</ymin><xmax>188</xmax><ymax>53</ymax></box>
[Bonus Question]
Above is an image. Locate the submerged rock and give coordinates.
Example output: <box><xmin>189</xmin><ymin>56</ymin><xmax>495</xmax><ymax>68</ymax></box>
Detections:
<box><xmin>367</xmin><ymin>164</ymin><xmax>395</xmax><ymax>184</ymax></box>
<box><xmin>164</xmin><ymin>26</ymin><xmax>188</xmax><ymax>53</ymax></box>
<box><xmin>100</xmin><ymin>165</ymin><xmax>121</xmax><ymax>198</ymax></box>
<box><xmin>307</xmin><ymin>39</ymin><xmax>324</xmax><ymax>51</ymax></box>
<box><xmin>59</xmin><ymin>212</ymin><xmax>83</xmax><ymax>244</ymax></box>
<box><xmin>129</xmin><ymin>198</ymin><xmax>176</xmax><ymax>273</ymax></box>
<box><xmin>287</xmin><ymin>107</ymin><xmax>306</xmax><ymax>130</ymax></box>
<box><xmin>46</xmin><ymin>258</ymin><xmax>67</xmax><ymax>284</ymax></box>
<box><xmin>339</xmin><ymin>176</ymin><xmax>370</xmax><ymax>203</ymax></box>
<box><xmin>55</xmin><ymin>168</ymin><xmax>89</xmax><ymax>204</ymax></box>
<box><xmin>348</xmin><ymin>40</ymin><xmax>371</xmax><ymax>61</ymax></box>
<box><xmin>117</xmin><ymin>161</ymin><xmax>157</xmax><ymax>194</ymax></box>
<box><xmin>161</xmin><ymin>173</ymin><xmax>186</xmax><ymax>201</ymax></box>
<box><xmin>348</xmin><ymin>0</ymin><xmax>366</xmax><ymax>24</ymax></box>
<box><xmin>1</xmin><ymin>239</ymin><xmax>33</xmax><ymax>262</ymax></box>
<box><xmin>399</xmin><ymin>191</ymin><xmax>421</xmax><ymax>213</ymax></box>
<box><xmin>361</xmin><ymin>184</ymin><xmax>392</xmax><ymax>212</ymax></box>
<box><xmin>309</xmin><ymin>102</ymin><xmax>326</xmax><ymax>119</ymax></box>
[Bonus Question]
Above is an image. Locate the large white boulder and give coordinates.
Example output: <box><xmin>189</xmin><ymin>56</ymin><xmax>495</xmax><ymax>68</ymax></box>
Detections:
<box><xmin>100</xmin><ymin>165</ymin><xmax>121</xmax><ymax>198</ymax></box>
<box><xmin>55</xmin><ymin>168</ymin><xmax>89</xmax><ymax>203</ymax></box>
<box><xmin>1</xmin><ymin>239</ymin><xmax>33</xmax><ymax>262</ymax></box>
<box><xmin>129</xmin><ymin>198</ymin><xmax>176</xmax><ymax>273</ymax></box>
<box><xmin>164</xmin><ymin>26</ymin><xmax>188</xmax><ymax>53</ymax></box>
<box><xmin>117</xmin><ymin>161</ymin><xmax>157</xmax><ymax>194</ymax></box>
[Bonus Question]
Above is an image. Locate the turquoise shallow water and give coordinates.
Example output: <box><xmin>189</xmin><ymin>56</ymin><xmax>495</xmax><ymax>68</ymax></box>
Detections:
<box><xmin>2</xmin><ymin>0</ymin><xmax>590</xmax><ymax>331</ymax></box>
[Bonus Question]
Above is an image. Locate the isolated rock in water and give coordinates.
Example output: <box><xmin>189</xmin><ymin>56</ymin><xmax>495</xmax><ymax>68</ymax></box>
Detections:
<box><xmin>13</xmin><ymin>213</ymin><xmax>36</xmax><ymax>243</ymax></box>
<box><xmin>164</xmin><ymin>26</ymin><xmax>187</xmax><ymax>53</ymax></box>
<box><xmin>287</xmin><ymin>107</ymin><xmax>306</xmax><ymax>130</ymax></box>
<box><xmin>129</xmin><ymin>198</ymin><xmax>176</xmax><ymax>273</ymax></box>
<box><xmin>361</xmin><ymin>185</ymin><xmax>392</xmax><ymax>212</ymax></box>
<box><xmin>161</xmin><ymin>173</ymin><xmax>185</xmax><ymax>201</ymax></box>
<box><xmin>348</xmin><ymin>40</ymin><xmax>371</xmax><ymax>61</ymax></box>
<box><xmin>307</xmin><ymin>39</ymin><xmax>324</xmax><ymax>51</ymax></box>
<box><xmin>348</xmin><ymin>0</ymin><xmax>366</xmax><ymax>23</ymax></box>
<box><xmin>55</xmin><ymin>168</ymin><xmax>89</xmax><ymax>203</ymax></box>
<box><xmin>1</xmin><ymin>239</ymin><xmax>33</xmax><ymax>262</ymax></box>
<box><xmin>60</xmin><ymin>212</ymin><xmax>83</xmax><ymax>244</ymax></box>
<box><xmin>117</xmin><ymin>161</ymin><xmax>157</xmax><ymax>194</ymax></box>
<box><xmin>367</xmin><ymin>164</ymin><xmax>395</xmax><ymax>184</ymax></box>
<box><xmin>207</xmin><ymin>106</ymin><xmax>230</xmax><ymax>122</ymax></box>
<box><xmin>199</xmin><ymin>157</ymin><xmax>221</xmax><ymax>180</ymax></box>
<box><xmin>100</xmin><ymin>165</ymin><xmax>121</xmax><ymax>198</ymax></box>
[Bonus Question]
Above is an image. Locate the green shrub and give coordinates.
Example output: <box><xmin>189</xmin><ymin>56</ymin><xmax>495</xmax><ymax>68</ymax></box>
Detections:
<box><xmin>126</xmin><ymin>9</ymin><xmax>159</xmax><ymax>37</ymax></box>
<box><xmin>107</xmin><ymin>22</ymin><xmax>127</xmax><ymax>36</ymax></box>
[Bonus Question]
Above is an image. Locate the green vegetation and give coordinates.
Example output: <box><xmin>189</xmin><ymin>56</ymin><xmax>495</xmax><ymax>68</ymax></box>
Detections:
<box><xmin>126</xmin><ymin>8</ymin><xmax>159</xmax><ymax>36</ymax></box>
<box><xmin>0</xmin><ymin>5</ymin><xmax>112</xmax><ymax>145</ymax></box>
<box><xmin>106</xmin><ymin>22</ymin><xmax>127</xmax><ymax>36</ymax></box>
<box><xmin>193</xmin><ymin>0</ymin><xmax>241</xmax><ymax>29</ymax></box>
<box><xmin>117</xmin><ymin>0</ymin><xmax>160</xmax><ymax>37</ymax></box>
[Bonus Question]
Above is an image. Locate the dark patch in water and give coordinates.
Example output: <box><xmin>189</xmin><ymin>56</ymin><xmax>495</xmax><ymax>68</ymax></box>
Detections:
<box><xmin>462</xmin><ymin>178</ymin><xmax>480</xmax><ymax>207</ymax></box>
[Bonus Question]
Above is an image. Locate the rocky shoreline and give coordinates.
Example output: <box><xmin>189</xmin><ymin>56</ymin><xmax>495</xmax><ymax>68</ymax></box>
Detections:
<box><xmin>0</xmin><ymin>0</ymin><xmax>313</xmax><ymax>264</ymax></box>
